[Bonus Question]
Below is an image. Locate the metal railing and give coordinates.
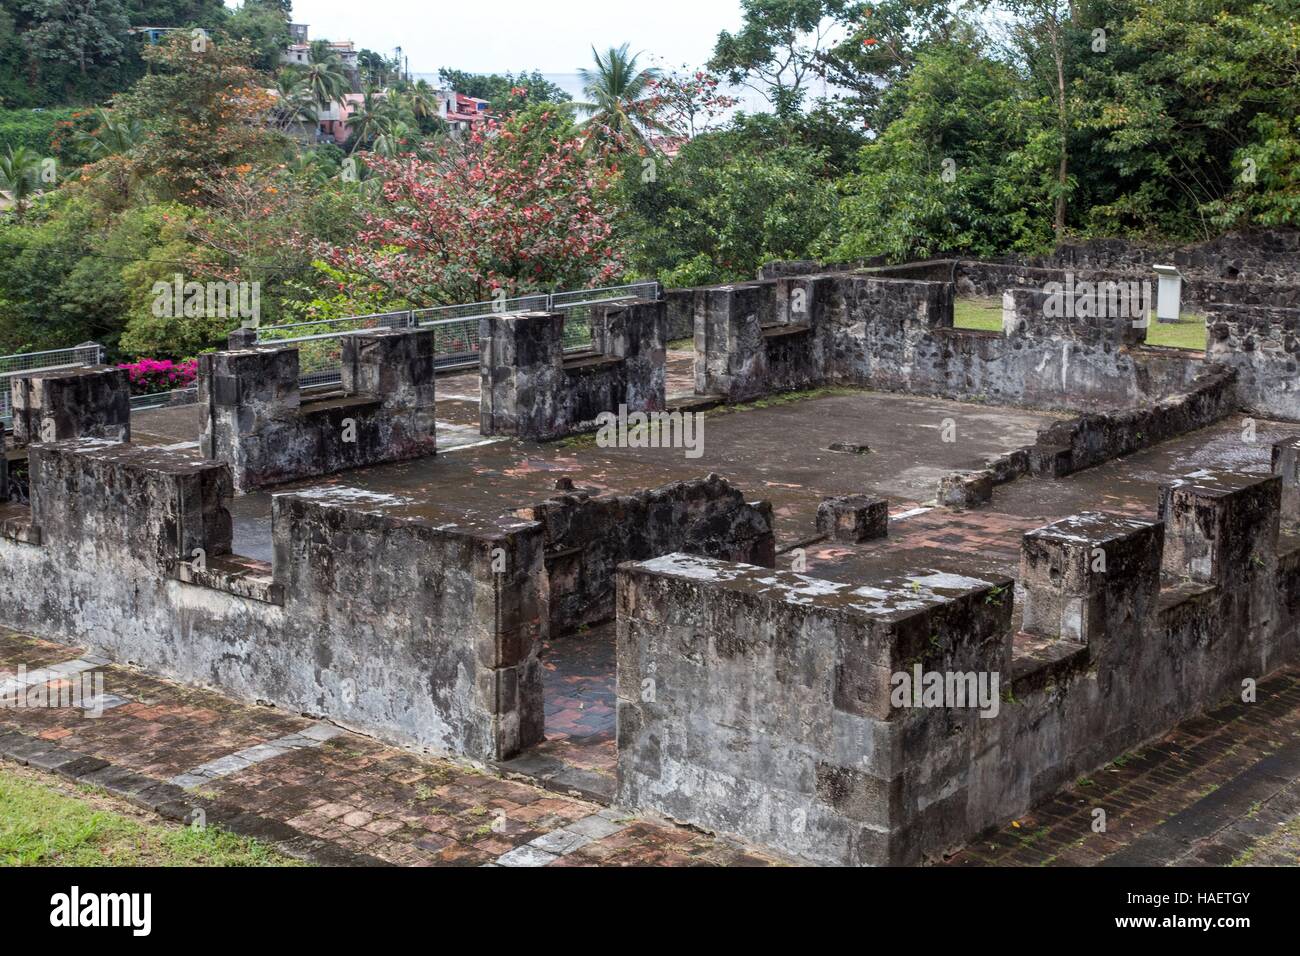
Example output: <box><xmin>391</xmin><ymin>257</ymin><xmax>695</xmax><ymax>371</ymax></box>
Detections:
<box><xmin>1</xmin><ymin>284</ymin><xmax>662</xmax><ymax>427</ymax></box>
<box><xmin>0</xmin><ymin>343</ymin><xmax>104</xmax><ymax>425</ymax></box>
<box><xmin>245</xmin><ymin>282</ymin><xmax>661</xmax><ymax>389</ymax></box>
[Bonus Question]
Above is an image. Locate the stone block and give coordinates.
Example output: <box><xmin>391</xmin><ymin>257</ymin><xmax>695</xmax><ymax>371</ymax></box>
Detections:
<box><xmin>1158</xmin><ymin>471</ymin><xmax>1281</xmax><ymax>585</ymax></box>
<box><xmin>816</xmin><ymin>494</ymin><xmax>888</xmax><ymax>542</ymax></box>
<box><xmin>1021</xmin><ymin>512</ymin><xmax>1163</xmax><ymax>647</ymax></box>
<box><xmin>938</xmin><ymin>470</ymin><xmax>994</xmax><ymax>508</ymax></box>
<box><xmin>10</xmin><ymin>366</ymin><xmax>130</xmax><ymax>447</ymax></box>
<box><xmin>1272</xmin><ymin>436</ymin><xmax>1300</xmax><ymax>526</ymax></box>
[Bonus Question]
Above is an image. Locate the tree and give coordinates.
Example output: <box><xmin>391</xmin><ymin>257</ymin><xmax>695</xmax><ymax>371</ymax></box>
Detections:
<box><xmin>110</xmin><ymin>33</ymin><xmax>280</xmax><ymax>201</ymax></box>
<box><xmin>806</xmin><ymin>0</ymin><xmax>970</xmax><ymax>131</ymax></box>
<box><xmin>345</xmin><ymin>90</ymin><xmax>391</xmax><ymax>153</ymax></box>
<box><xmin>17</xmin><ymin>0</ymin><xmax>129</xmax><ymax>75</ymax></box>
<box><xmin>575</xmin><ymin>44</ymin><xmax>669</xmax><ymax>151</ymax></box>
<box><xmin>1004</xmin><ymin>0</ymin><xmax>1080</xmax><ymax>240</ymax></box>
<box><xmin>621</xmin><ymin>114</ymin><xmax>839</xmax><ymax>285</ymax></box>
<box><xmin>0</xmin><ymin>144</ymin><xmax>43</xmax><ymax>219</ymax></box>
<box><xmin>646</xmin><ymin>68</ymin><xmax>737</xmax><ymax>138</ymax></box>
<box><xmin>1074</xmin><ymin>0</ymin><xmax>1299</xmax><ymax>237</ymax></box>
<box><xmin>300</xmin><ymin>56</ymin><xmax>350</xmax><ymax>109</ymax></box>
<box><xmin>68</xmin><ymin>107</ymin><xmax>141</xmax><ymax>160</ymax></box>
<box><xmin>318</xmin><ymin>120</ymin><xmax>624</xmax><ymax>305</ymax></box>
<box><xmin>221</xmin><ymin>0</ymin><xmax>289</xmax><ymax>71</ymax></box>
<box><xmin>268</xmin><ymin>71</ymin><xmax>317</xmax><ymax>133</ymax></box>
<box><xmin>436</xmin><ymin>67</ymin><xmax>572</xmax><ymax>113</ymax></box>
<box><xmin>708</xmin><ymin>0</ymin><xmax>831</xmax><ymax>116</ymax></box>
<box><xmin>824</xmin><ymin>41</ymin><xmax>1057</xmax><ymax>262</ymax></box>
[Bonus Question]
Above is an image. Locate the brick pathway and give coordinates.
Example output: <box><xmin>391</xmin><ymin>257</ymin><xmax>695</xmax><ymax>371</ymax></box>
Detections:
<box><xmin>0</xmin><ymin>628</ymin><xmax>777</xmax><ymax>867</ymax></box>
<box><xmin>4</xmin><ymin>623</ymin><xmax>1298</xmax><ymax>867</ymax></box>
<box><xmin>944</xmin><ymin>670</ymin><xmax>1300</xmax><ymax>867</ymax></box>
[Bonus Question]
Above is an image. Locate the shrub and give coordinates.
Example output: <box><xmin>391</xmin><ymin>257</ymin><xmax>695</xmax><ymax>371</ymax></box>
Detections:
<box><xmin>118</xmin><ymin>358</ymin><xmax>198</xmax><ymax>395</ymax></box>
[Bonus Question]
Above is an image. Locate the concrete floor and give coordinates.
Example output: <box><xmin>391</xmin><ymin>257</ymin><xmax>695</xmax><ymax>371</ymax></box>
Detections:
<box><xmin>127</xmin><ymin>353</ymin><xmax>1300</xmax><ymax>592</ymax></box>
<box><xmin>132</xmin><ymin>379</ymin><xmax>1063</xmax><ymax>562</ymax></box>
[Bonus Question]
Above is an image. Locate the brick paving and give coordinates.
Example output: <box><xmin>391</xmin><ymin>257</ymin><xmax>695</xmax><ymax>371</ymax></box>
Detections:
<box><xmin>0</xmin><ymin>627</ymin><xmax>777</xmax><ymax>867</ymax></box>
<box><xmin>4</xmin><ymin>621</ymin><xmax>1298</xmax><ymax>867</ymax></box>
<box><xmin>943</xmin><ymin>670</ymin><xmax>1300</xmax><ymax>867</ymax></box>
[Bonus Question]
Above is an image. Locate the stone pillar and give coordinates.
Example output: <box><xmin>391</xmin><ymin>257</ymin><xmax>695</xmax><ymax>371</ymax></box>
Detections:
<box><xmin>693</xmin><ymin>284</ymin><xmax>768</xmax><ymax>401</ymax></box>
<box><xmin>1272</xmin><ymin>437</ymin><xmax>1300</xmax><ymax>526</ymax></box>
<box><xmin>1021</xmin><ymin>512</ymin><xmax>1163</xmax><ymax>648</ymax></box>
<box><xmin>227</xmin><ymin>327</ymin><xmax>259</xmax><ymax>350</ymax></box>
<box><xmin>1158</xmin><ymin>471</ymin><xmax>1280</xmax><ymax>586</ymax></box>
<box><xmin>479</xmin><ymin>311</ymin><xmax>566</xmax><ymax>439</ymax></box>
<box><xmin>342</xmin><ymin>327</ymin><xmax>437</xmax><ymax>411</ymax></box>
<box><xmin>591</xmin><ymin>300</ymin><xmax>666</xmax><ymax>414</ymax></box>
<box><xmin>198</xmin><ymin>346</ymin><xmax>300</xmax><ymax>486</ymax></box>
<box><xmin>10</xmin><ymin>366</ymin><xmax>131</xmax><ymax>447</ymax></box>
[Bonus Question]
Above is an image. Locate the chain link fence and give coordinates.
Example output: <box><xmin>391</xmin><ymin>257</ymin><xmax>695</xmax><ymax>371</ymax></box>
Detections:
<box><xmin>1</xmin><ymin>284</ymin><xmax>662</xmax><ymax>427</ymax></box>
<box><xmin>249</xmin><ymin>283</ymin><xmax>660</xmax><ymax>390</ymax></box>
<box><xmin>0</xmin><ymin>343</ymin><xmax>104</xmax><ymax>426</ymax></box>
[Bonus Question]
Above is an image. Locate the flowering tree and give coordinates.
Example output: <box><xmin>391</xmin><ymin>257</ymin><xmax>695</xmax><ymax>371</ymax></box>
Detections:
<box><xmin>646</xmin><ymin>69</ymin><xmax>739</xmax><ymax>138</ymax></box>
<box><xmin>318</xmin><ymin>116</ymin><xmax>624</xmax><ymax>306</ymax></box>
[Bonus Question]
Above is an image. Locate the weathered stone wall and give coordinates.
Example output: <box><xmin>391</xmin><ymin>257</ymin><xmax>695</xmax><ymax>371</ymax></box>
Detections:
<box><xmin>616</xmin><ymin>469</ymin><xmax>1299</xmax><ymax>865</ymax></box>
<box><xmin>198</xmin><ymin>327</ymin><xmax>438</xmax><ymax>493</ymax></box>
<box><xmin>1205</xmin><ymin>302</ymin><xmax>1300</xmax><ymax>421</ymax></box>
<box><xmin>1025</xmin><ymin>228</ymin><xmax>1300</xmax><ymax>285</ymax></box>
<box><xmin>10</xmin><ymin>366</ymin><xmax>130</xmax><ymax>448</ymax></box>
<box><xmin>480</xmin><ymin>301</ymin><xmax>666</xmax><ymax>441</ymax></box>
<box><xmin>1028</xmin><ymin>365</ymin><xmax>1238</xmax><ymax>477</ymax></box>
<box><xmin>616</xmin><ymin>556</ymin><xmax>1013</xmax><ymax>865</ymax></box>
<box><xmin>865</xmin><ymin>257</ymin><xmax>1300</xmax><ymax>315</ymax></box>
<box><xmin>682</xmin><ymin>273</ymin><xmax>1234</xmax><ymax>486</ymax></box>
<box><xmin>515</xmin><ymin>474</ymin><xmax>775</xmax><ymax>635</ymax></box>
<box><xmin>0</xmin><ymin>439</ymin><xmax>546</xmax><ymax>761</ymax></box>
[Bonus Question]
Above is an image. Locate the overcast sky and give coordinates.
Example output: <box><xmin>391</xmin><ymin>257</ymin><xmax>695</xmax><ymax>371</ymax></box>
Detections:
<box><xmin>267</xmin><ymin>0</ymin><xmax>748</xmax><ymax>75</ymax></box>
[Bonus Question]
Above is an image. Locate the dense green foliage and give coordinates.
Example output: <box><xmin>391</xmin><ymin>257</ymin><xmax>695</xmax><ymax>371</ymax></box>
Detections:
<box><xmin>0</xmin><ymin>0</ymin><xmax>1295</xmax><ymax>366</ymax></box>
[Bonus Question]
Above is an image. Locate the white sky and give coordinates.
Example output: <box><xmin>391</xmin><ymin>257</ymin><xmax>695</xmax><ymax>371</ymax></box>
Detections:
<box><xmin>246</xmin><ymin>0</ymin><xmax>748</xmax><ymax>75</ymax></box>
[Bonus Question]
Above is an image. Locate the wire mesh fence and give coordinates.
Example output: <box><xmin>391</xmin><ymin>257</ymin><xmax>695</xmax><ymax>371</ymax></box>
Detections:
<box><xmin>0</xmin><ymin>343</ymin><xmax>104</xmax><ymax>426</ymax></box>
<box><xmin>1</xmin><ymin>284</ymin><xmax>662</xmax><ymax>428</ymax></box>
<box><xmin>247</xmin><ymin>282</ymin><xmax>661</xmax><ymax>388</ymax></box>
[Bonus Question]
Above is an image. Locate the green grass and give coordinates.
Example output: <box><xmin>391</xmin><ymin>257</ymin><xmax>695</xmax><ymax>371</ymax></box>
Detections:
<box><xmin>953</xmin><ymin>297</ymin><xmax>1004</xmax><ymax>332</ymax></box>
<box><xmin>0</xmin><ymin>766</ymin><xmax>302</xmax><ymax>866</ymax></box>
<box><xmin>952</xmin><ymin>296</ymin><xmax>1206</xmax><ymax>350</ymax></box>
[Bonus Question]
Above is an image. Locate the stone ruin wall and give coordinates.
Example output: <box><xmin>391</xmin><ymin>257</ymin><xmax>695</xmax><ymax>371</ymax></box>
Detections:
<box><xmin>616</xmin><ymin>458</ymin><xmax>1300</xmax><ymax>865</ymax></box>
<box><xmin>0</xmin><ymin>390</ymin><xmax>779</xmax><ymax>765</ymax></box>
<box><xmin>199</xmin><ymin>326</ymin><xmax>439</xmax><ymax>494</ymax></box>
<box><xmin>479</xmin><ymin>300</ymin><xmax>667</xmax><ymax>441</ymax></box>
<box><xmin>515</xmin><ymin>474</ymin><xmax>776</xmax><ymax>636</ymax></box>
<box><xmin>0</xmin><ymin>439</ymin><xmax>546</xmax><ymax>762</ymax></box>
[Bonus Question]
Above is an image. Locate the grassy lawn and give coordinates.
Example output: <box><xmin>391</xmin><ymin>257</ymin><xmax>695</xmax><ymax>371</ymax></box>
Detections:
<box><xmin>0</xmin><ymin>764</ymin><xmax>302</xmax><ymax>866</ymax></box>
<box><xmin>952</xmin><ymin>296</ymin><xmax>1206</xmax><ymax>350</ymax></box>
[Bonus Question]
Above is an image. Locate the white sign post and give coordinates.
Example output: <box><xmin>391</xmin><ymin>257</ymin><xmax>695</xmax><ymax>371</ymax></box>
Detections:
<box><xmin>1153</xmin><ymin>264</ymin><xmax>1183</xmax><ymax>324</ymax></box>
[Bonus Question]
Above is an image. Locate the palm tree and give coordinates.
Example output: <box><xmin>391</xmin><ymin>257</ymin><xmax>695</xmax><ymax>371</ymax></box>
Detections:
<box><xmin>345</xmin><ymin>91</ymin><xmax>391</xmax><ymax>153</ymax></box>
<box><xmin>373</xmin><ymin>119</ymin><xmax>413</xmax><ymax>158</ymax></box>
<box><xmin>270</xmin><ymin>72</ymin><xmax>318</xmax><ymax>133</ymax></box>
<box><xmin>70</xmin><ymin>108</ymin><xmax>143</xmax><ymax>160</ymax></box>
<box><xmin>407</xmin><ymin>79</ymin><xmax>442</xmax><ymax>124</ymax></box>
<box><xmin>575</xmin><ymin>44</ymin><xmax>670</xmax><ymax>151</ymax></box>
<box><xmin>302</xmin><ymin>57</ymin><xmax>350</xmax><ymax>111</ymax></box>
<box><xmin>0</xmin><ymin>146</ymin><xmax>41</xmax><ymax>220</ymax></box>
